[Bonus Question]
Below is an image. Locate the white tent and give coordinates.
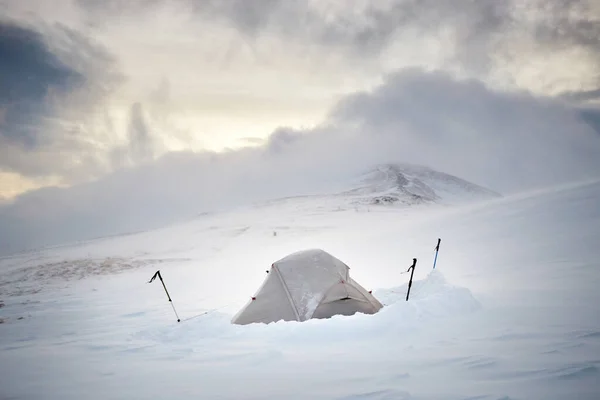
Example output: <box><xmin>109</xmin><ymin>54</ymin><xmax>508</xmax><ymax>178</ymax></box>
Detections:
<box><xmin>231</xmin><ymin>249</ymin><xmax>383</xmax><ymax>325</ymax></box>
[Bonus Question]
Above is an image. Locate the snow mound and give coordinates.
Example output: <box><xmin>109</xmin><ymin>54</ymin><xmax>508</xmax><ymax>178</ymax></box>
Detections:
<box><xmin>374</xmin><ymin>269</ymin><xmax>481</xmax><ymax>321</ymax></box>
<box><xmin>137</xmin><ymin>270</ymin><xmax>480</xmax><ymax>345</ymax></box>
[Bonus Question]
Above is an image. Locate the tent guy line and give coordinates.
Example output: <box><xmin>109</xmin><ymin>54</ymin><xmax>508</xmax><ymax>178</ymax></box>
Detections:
<box><xmin>180</xmin><ymin>300</ymin><xmax>243</xmax><ymax>322</ymax></box>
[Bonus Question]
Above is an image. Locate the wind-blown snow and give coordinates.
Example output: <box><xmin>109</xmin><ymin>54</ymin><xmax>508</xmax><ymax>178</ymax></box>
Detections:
<box><xmin>0</xmin><ymin>176</ymin><xmax>599</xmax><ymax>400</ymax></box>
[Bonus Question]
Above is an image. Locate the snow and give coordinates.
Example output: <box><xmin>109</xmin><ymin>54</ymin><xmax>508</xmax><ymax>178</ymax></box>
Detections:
<box><xmin>1</xmin><ymin>177</ymin><xmax>600</xmax><ymax>399</ymax></box>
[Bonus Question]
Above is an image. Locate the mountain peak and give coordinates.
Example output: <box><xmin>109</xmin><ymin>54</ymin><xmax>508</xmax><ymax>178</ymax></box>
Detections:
<box><xmin>343</xmin><ymin>163</ymin><xmax>501</xmax><ymax>206</ymax></box>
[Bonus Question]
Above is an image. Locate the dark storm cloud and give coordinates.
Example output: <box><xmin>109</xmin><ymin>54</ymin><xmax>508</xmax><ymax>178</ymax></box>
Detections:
<box><xmin>189</xmin><ymin>0</ymin><xmax>281</xmax><ymax>36</ymax></box>
<box><xmin>0</xmin><ymin>21</ymin><xmax>84</xmax><ymax>148</ymax></box>
<box><xmin>180</xmin><ymin>0</ymin><xmax>513</xmax><ymax>65</ymax></box>
<box><xmin>0</xmin><ymin>19</ymin><xmax>125</xmax><ymax>181</ymax></box>
<box><xmin>560</xmin><ymin>89</ymin><xmax>600</xmax><ymax>103</ymax></box>
<box><xmin>531</xmin><ymin>0</ymin><xmax>600</xmax><ymax>50</ymax></box>
<box><xmin>579</xmin><ymin>107</ymin><xmax>600</xmax><ymax>136</ymax></box>
<box><xmin>75</xmin><ymin>0</ymin><xmax>513</xmax><ymax>58</ymax></box>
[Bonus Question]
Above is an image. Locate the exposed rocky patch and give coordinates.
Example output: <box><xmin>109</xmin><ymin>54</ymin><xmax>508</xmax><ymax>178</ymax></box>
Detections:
<box><xmin>0</xmin><ymin>257</ymin><xmax>190</xmax><ymax>297</ymax></box>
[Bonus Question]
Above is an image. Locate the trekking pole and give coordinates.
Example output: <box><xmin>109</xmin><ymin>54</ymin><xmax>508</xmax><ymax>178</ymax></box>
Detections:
<box><xmin>148</xmin><ymin>270</ymin><xmax>181</xmax><ymax>322</ymax></box>
<box><xmin>406</xmin><ymin>258</ymin><xmax>417</xmax><ymax>301</ymax></box>
<box><xmin>433</xmin><ymin>238</ymin><xmax>441</xmax><ymax>269</ymax></box>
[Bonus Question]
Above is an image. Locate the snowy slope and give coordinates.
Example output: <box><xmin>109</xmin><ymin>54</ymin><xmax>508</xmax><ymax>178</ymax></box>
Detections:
<box><xmin>1</xmin><ymin>178</ymin><xmax>599</xmax><ymax>400</ymax></box>
<box><xmin>0</xmin><ymin>163</ymin><xmax>497</xmax><ymax>277</ymax></box>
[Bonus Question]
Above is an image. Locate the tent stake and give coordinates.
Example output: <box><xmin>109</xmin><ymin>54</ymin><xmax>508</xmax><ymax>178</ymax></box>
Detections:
<box><xmin>433</xmin><ymin>238</ymin><xmax>441</xmax><ymax>269</ymax></box>
<box><xmin>406</xmin><ymin>258</ymin><xmax>417</xmax><ymax>301</ymax></box>
<box><xmin>148</xmin><ymin>270</ymin><xmax>180</xmax><ymax>322</ymax></box>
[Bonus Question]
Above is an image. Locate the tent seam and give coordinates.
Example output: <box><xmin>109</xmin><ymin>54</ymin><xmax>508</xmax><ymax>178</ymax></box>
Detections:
<box><xmin>340</xmin><ymin>268</ymin><xmax>350</xmax><ymax>298</ymax></box>
<box><xmin>273</xmin><ymin>265</ymin><xmax>301</xmax><ymax>321</ymax></box>
<box><xmin>350</xmin><ymin>281</ymin><xmax>379</xmax><ymax>311</ymax></box>
<box><xmin>313</xmin><ymin>283</ymin><xmax>338</xmax><ymax>311</ymax></box>
<box><xmin>316</xmin><ymin>281</ymin><xmax>371</xmax><ymax>307</ymax></box>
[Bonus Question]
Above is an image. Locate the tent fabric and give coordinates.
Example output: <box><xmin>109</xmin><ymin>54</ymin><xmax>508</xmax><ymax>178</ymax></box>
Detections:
<box><xmin>231</xmin><ymin>249</ymin><xmax>383</xmax><ymax>325</ymax></box>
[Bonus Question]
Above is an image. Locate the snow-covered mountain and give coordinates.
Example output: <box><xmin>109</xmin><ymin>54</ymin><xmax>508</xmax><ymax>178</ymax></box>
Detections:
<box><xmin>255</xmin><ymin>163</ymin><xmax>500</xmax><ymax>212</ymax></box>
<box><xmin>341</xmin><ymin>163</ymin><xmax>501</xmax><ymax>206</ymax></box>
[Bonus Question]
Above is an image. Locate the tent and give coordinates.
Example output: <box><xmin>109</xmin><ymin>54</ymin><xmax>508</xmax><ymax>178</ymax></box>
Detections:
<box><xmin>231</xmin><ymin>249</ymin><xmax>383</xmax><ymax>325</ymax></box>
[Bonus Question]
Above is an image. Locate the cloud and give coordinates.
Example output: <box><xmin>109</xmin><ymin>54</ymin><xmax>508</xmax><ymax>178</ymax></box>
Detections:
<box><xmin>325</xmin><ymin>69</ymin><xmax>600</xmax><ymax>190</ymax></box>
<box><xmin>181</xmin><ymin>0</ymin><xmax>512</xmax><ymax>56</ymax></box>
<box><xmin>579</xmin><ymin>107</ymin><xmax>600</xmax><ymax>135</ymax></box>
<box><xmin>3</xmin><ymin>0</ymin><xmax>600</xmax><ymax>196</ymax></box>
<box><xmin>1</xmin><ymin>0</ymin><xmax>600</xmax><ymax>254</ymax></box>
<box><xmin>1</xmin><ymin>68</ymin><xmax>599</xmax><ymax>255</ymax></box>
<box><xmin>127</xmin><ymin>102</ymin><xmax>155</xmax><ymax>163</ymax></box>
<box><xmin>238</xmin><ymin>137</ymin><xmax>266</xmax><ymax>146</ymax></box>
<box><xmin>73</xmin><ymin>0</ymin><xmax>600</xmax><ymax>92</ymax></box>
<box><xmin>109</xmin><ymin>101</ymin><xmax>166</xmax><ymax>169</ymax></box>
<box><xmin>0</xmin><ymin>19</ymin><xmax>123</xmax><ymax>183</ymax></box>
<box><xmin>530</xmin><ymin>0</ymin><xmax>600</xmax><ymax>51</ymax></box>
<box><xmin>172</xmin><ymin>0</ymin><xmax>599</xmax><ymax>89</ymax></box>
<box><xmin>560</xmin><ymin>89</ymin><xmax>600</xmax><ymax>103</ymax></box>
<box><xmin>0</xmin><ymin>21</ymin><xmax>83</xmax><ymax>148</ymax></box>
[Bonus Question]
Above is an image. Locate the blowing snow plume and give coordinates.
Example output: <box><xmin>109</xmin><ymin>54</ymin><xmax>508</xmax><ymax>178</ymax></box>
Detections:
<box><xmin>1</xmin><ymin>69</ymin><xmax>599</xmax><ymax>256</ymax></box>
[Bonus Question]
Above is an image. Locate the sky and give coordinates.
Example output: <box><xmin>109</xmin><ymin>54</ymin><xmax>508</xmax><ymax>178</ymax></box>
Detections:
<box><xmin>1</xmin><ymin>0</ymin><xmax>600</xmax><ymax>255</ymax></box>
